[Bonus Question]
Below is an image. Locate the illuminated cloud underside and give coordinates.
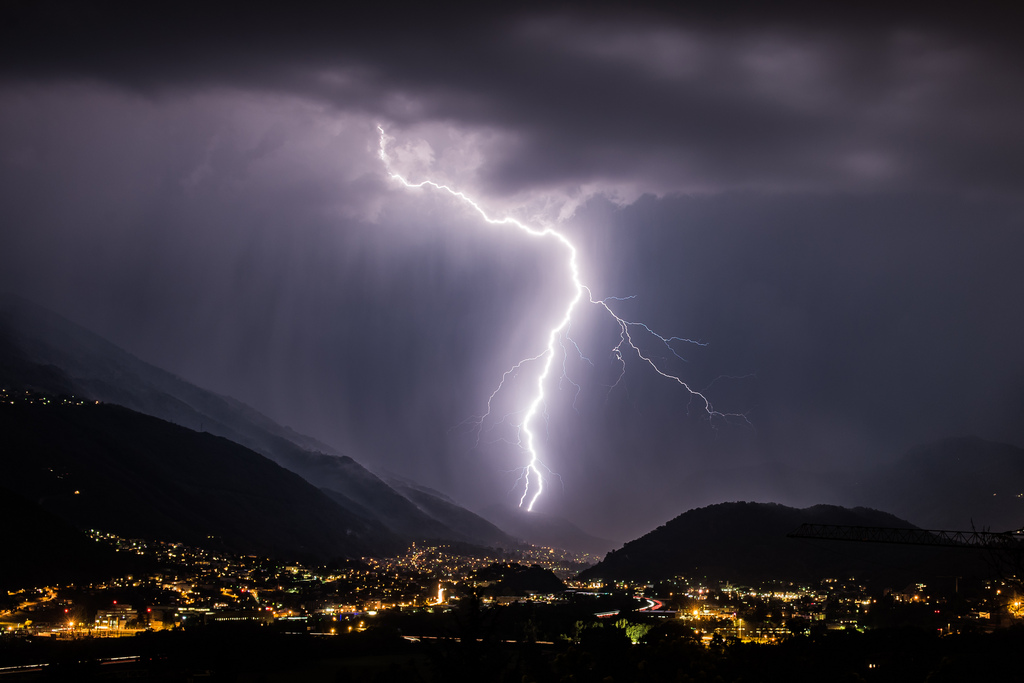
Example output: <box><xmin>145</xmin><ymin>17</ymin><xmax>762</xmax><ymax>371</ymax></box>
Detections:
<box><xmin>378</xmin><ymin>127</ymin><xmax>748</xmax><ymax>510</ymax></box>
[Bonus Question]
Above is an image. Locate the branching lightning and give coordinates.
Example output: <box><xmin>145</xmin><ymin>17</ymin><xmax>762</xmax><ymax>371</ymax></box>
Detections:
<box><xmin>378</xmin><ymin>126</ymin><xmax>748</xmax><ymax>511</ymax></box>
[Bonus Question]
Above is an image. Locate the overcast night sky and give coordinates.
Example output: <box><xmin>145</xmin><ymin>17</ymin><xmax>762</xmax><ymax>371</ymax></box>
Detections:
<box><xmin>1</xmin><ymin>2</ymin><xmax>1022</xmax><ymax>542</ymax></box>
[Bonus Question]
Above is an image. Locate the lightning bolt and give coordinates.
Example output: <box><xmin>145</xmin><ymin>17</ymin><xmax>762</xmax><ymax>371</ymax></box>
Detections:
<box><xmin>377</xmin><ymin>127</ymin><xmax>748</xmax><ymax>511</ymax></box>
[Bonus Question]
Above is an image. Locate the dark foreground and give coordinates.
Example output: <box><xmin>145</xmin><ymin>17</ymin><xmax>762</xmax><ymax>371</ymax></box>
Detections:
<box><xmin>2</xmin><ymin>623</ymin><xmax>1023</xmax><ymax>683</ymax></box>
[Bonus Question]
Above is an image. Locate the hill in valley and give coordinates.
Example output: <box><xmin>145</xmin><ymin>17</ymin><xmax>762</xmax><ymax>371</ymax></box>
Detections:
<box><xmin>475</xmin><ymin>562</ymin><xmax>567</xmax><ymax>597</ymax></box>
<box><xmin>579</xmin><ymin>502</ymin><xmax>991</xmax><ymax>586</ymax></box>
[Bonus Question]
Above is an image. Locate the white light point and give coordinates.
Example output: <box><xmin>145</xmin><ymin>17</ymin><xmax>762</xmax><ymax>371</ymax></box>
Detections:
<box><xmin>377</xmin><ymin>126</ymin><xmax>748</xmax><ymax>511</ymax></box>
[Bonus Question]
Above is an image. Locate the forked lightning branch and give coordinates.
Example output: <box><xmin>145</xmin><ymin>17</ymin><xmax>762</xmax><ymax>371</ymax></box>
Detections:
<box><xmin>377</xmin><ymin>127</ymin><xmax>746</xmax><ymax>511</ymax></box>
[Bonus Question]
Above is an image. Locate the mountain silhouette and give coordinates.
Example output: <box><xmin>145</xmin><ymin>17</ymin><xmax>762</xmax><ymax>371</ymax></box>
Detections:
<box><xmin>0</xmin><ymin>399</ymin><xmax>401</xmax><ymax>561</ymax></box>
<box><xmin>579</xmin><ymin>502</ymin><xmax>990</xmax><ymax>586</ymax></box>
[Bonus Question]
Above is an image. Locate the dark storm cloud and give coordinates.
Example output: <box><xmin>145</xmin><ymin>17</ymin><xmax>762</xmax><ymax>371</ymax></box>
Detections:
<box><xmin>3</xmin><ymin>2</ymin><xmax>1023</xmax><ymax>198</ymax></box>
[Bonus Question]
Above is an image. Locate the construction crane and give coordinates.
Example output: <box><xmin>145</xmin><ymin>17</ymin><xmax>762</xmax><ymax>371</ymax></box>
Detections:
<box><xmin>787</xmin><ymin>524</ymin><xmax>1024</xmax><ymax>551</ymax></box>
<box><xmin>788</xmin><ymin>523</ymin><xmax>1024</xmax><ymax>621</ymax></box>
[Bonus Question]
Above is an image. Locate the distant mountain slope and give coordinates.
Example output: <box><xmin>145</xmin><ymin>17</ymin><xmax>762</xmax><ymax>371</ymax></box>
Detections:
<box><xmin>579</xmin><ymin>502</ymin><xmax>988</xmax><ymax>585</ymax></box>
<box><xmin>385</xmin><ymin>476</ymin><xmax>512</xmax><ymax>547</ymax></box>
<box><xmin>0</xmin><ymin>295</ymin><xmax>510</xmax><ymax>547</ymax></box>
<box><xmin>0</xmin><ymin>400</ymin><xmax>401</xmax><ymax>560</ymax></box>
<box><xmin>854</xmin><ymin>437</ymin><xmax>1024</xmax><ymax>532</ymax></box>
<box><xmin>482</xmin><ymin>505</ymin><xmax>614</xmax><ymax>555</ymax></box>
<box><xmin>304</xmin><ymin>455</ymin><xmax>454</xmax><ymax>540</ymax></box>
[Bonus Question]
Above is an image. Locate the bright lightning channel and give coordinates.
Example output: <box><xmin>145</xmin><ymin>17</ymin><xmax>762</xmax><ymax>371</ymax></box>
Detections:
<box><xmin>378</xmin><ymin>126</ymin><xmax>747</xmax><ymax>511</ymax></box>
